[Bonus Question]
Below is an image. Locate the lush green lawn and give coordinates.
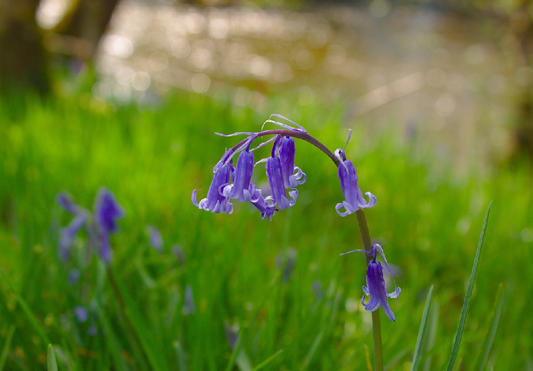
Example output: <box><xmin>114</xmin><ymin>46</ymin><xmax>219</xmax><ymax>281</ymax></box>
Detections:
<box><xmin>0</xmin><ymin>90</ymin><xmax>531</xmax><ymax>370</ymax></box>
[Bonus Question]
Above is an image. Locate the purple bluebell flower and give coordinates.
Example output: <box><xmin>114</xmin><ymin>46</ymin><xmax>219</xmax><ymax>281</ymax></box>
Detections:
<box><xmin>95</xmin><ymin>188</ymin><xmax>125</xmax><ymax>234</ymax></box>
<box><xmin>342</xmin><ymin>243</ymin><xmax>401</xmax><ymax>321</ymax></box>
<box><xmin>266</xmin><ymin>136</ymin><xmax>297</xmax><ymax>210</ymax></box>
<box><xmin>56</xmin><ymin>192</ymin><xmax>82</xmax><ymax>215</ymax></box>
<box><xmin>58</xmin><ymin>214</ymin><xmax>88</xmax><ymax>261</ymax></box>
<box><xmin>279</xmin><ymin>136</ymin><xmax>306</xmax><ymax>188</ymax></box>
<box><xmin>94</xmin><ymin>188</ymin><xmax>125</xmax><ymax>264</ymax></box>
<box><xmin>249</xmin><ymin>186</ymin><xmax>277</xmax><ymax>221</ymax></box>
<box><xmin>147</xmin><ymin>225</ymin><xmax>164</xmax><ymax>251</ymax></box>
<box><xmin>222</xmin><ymin>143</ymin><xmax>257</xmax><ymax>203</ymax></box>
<box><xmin>56</xmin><ymin>192</ymin><xmax>89</xmax><ymax>261</ymax></box>
<box><xmin>192</xmin><ymin>151</ymin><xmax>234</xmax><ymax>214</ymax></box>
<box><xmin>335</xmin><ymin>149</ymin><xmax>376</xmax><ymax>217</ymax></box>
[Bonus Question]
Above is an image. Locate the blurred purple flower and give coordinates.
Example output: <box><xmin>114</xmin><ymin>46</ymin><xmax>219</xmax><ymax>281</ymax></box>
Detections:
<box><xmin>56</xmin><ymin>188</ymin><xmax>124</xmax><ymax>264</ymax></box>
<box><xmin>182</xmin><ymin>285</ymin><xmax>196</xmax><ymax>315</ymax></box>
<box><xmin>56</xmin><ymin>192</ymin><xmax>89</xmax><ymax>261</ymax></box>
<box><xmin>94</xmin><ymin>188</ymin><xmax>125</xmax><ymax>263</ymax></box>
<box><xmin>224</xmin><ymin>323</ymin><xmax>240</xmax><ymax>350</ymax></box>
<box><xmin>172</xmin><ymin>245</ymin><xmax>186</xmax><ymax>265</ymax></box>
<box><xmin>276</xmin><ymin>247</ymin><xmax>297</xmax><ymax>283</ymax></box>
<box><xmin>74</xmin><ymin>306</ymin><xmax>88</xmax><ymax>323</ymax></box>
<box><xmin>68</xmin><ymin>268</ymin><xmax>81</xmax><ymax>285</ymax></box>
<box><xmin>147</xmin><ymin>225</ymin><xmax>164</xmax><ymax>251</ymax></box>
<box><xmin>335</xmin><ymin>149</ymin><xmax>376</xmax><ymax>217</ymax></box>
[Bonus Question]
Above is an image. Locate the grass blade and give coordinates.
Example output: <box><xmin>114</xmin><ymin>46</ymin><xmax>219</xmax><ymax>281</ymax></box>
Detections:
<box><xmin>0</xmin><ymin>325</ymin><xmax>15</xmax><ymax>371</ymax></box>
<box><xmin>410</xmin><ymin>285</ymin><xmax>434</xmax><ymax>371</ymax></box>
<box><xmin>47</xmin><ymin>344</ymin><xmax>58</xmax><ymax>371</ymax></box>
<box><xmin>475</xmin><ymin>284</ymin><xmax>504</xmax><ymax>371</ymax></box>
<box><xmin>251</xmin><ymin>350</ymin><xmax>284</xmax><ymax>371</ymax></box>
<box><xmin>0</xmin><ymin>272</ymin><xmax>50</xmax><ymax>345</ymax></box>
<box><xmin>446</xmin><ymin>202</ymin><xmax>491</xmax><ymax>371</ymax></box>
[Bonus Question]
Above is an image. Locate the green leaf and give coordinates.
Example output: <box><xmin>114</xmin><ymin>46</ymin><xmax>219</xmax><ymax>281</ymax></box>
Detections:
<box><xmin>475</xmin><ymin>284</ymin><xmax>504</xmax><ymax>371</ymax></box>
<box><xmin>0</xmin><ymin>325</ymin><xmax>15</xmax><ymax>371</ymax></box>
<box><xmin>0</xmin><ymin>272</ymin><xmax>50</xmax><ymax>345</ymax></box>
<box><xmin>251</xmin><ymin>350</ymin><xmax>284</xmax><ymax>371</ymax></box>
<box><xmin>410</xmin><ymin>285</ymin><xmax>434</xmax><ymax>371</ymax></box>
<box><xmin>47</xmin><ymin>344</ymin><xmax>58</xmax><ymax>371</ymax></box>
<box><xmin>446</xmin><ymin>202</ymin><xmax>491</xmax><ymax>371</ymax></box>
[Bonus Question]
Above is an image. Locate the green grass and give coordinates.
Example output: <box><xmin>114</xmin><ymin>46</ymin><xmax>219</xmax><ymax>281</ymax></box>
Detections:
<box><xmin>0</xmin><ymin>89</ymin><xmax>532</xmax><ymax>370</ymax></box>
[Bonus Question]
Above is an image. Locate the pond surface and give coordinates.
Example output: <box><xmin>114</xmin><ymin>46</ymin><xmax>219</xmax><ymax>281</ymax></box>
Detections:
<box><xmin>94</xmin><ymin>1</ymin><xmax>531</xmax><ymax>168</ymax></box>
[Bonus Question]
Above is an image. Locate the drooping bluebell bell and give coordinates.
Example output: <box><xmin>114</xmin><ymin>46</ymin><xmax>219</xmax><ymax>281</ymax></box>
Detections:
<box><xmin>266</xmin><ymin>136</ymin><xmax>298</xmax><ymax>210</ymax></box>
<box><xmin>279</xmin><ymin>136</ymin><xmax>306</xmax><ymax>188</ymax></box>
<box><xmin>192</xmin><ymin>150</ymin><xmax>234</xmax><ymax>214</ymax></box>
<box><xmin>247</xmin><ymin>185</ymin><xmax>277</xmax><ymax>221</ymax></box>
<box><xmin>147</xmin><ymin>225</ymin><xmax>164</xmax><ymax>251</ymax></box>
<box><xmin>94</xmin><ymin>188</ymin><xmax>125</xmax><ymax>264</ymax></box>
<box><xmin>335</xmin><ymin>149</ymin><xmax>376</xmax><ymax>217</ymax></box>
<box><xmin>56</xmin><ymin>192</ymin><xmax>89</xmax><ymax>261</ymax></box>
<box><xmin>342</xmin><ymin>243</ymin><xmax>401</xmax><ymax>322</ymax></box>
<box><xmin>222</xmin><ymin>137</ymin><xmax>258</xmax><ymax>203</ymax></box>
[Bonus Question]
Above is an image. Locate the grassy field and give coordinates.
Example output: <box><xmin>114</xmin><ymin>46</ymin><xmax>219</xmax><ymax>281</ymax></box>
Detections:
<box><xmin>0</xmin><ymin>89</ymin><xmax>532</xmax><ymax>370</ymax></box>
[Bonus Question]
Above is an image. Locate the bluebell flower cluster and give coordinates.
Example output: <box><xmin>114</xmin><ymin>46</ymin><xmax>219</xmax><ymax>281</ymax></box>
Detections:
<box><xmin>57</xmin><ymin>188</ymin><xmax>124</xmax><ymax>264</ymax></box>
<box><xmin>192</xmin><ymin>119</ymin><xmax>307</xmax><ymax>221</ymax></box>
<box><xmin>193</xmin><ymin>115</ymin><xmax>400</xmax><ymax>321</ymax></box>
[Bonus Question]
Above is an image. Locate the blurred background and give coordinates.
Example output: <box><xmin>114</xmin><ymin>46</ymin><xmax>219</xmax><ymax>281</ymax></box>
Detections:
<box><xmin>1</xmin><ymin>0</ymin><xmax>533</xmax><ymax>370</ymax></box>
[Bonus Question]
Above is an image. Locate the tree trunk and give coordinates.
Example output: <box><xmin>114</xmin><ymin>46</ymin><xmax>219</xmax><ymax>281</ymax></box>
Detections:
<box><xmin>0</xmin><ymin>0</ymin><xmax>50</xmax><ymax>94</ymax></box>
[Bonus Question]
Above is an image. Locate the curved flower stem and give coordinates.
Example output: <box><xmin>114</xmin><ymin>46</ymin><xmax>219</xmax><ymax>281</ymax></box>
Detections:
<box><xmin>357</xmin><ymin>209</ymin><xmax>384</xmax><ymax>371</ymax></box>
<box><xmin>229</xmin><ymin>129</ymin><xmax>340</xmax><ymax>167</ymax></box>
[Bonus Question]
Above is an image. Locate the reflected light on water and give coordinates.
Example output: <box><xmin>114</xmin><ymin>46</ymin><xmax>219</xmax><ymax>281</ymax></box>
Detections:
<box><xmin>102</xmin><ymin>35</ymin><xmax>134</xmax><ymax>59</ymax></box>
<box><xmin>191</xmin><ymin>73</ymin><xmax>210</xmax><ymax>93</ymax></box>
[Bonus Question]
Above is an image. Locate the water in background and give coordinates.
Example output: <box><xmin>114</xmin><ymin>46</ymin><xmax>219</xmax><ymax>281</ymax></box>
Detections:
<box><xmin>89</xmin><ymin>1</ymin><xmax>528</xmax><ymax>168</ymax></box>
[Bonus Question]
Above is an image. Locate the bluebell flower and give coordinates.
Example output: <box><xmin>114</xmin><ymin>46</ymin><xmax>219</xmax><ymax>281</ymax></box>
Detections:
<box><xmin>279</xmin><ymin>136</ymin><xmax>306</xmax><ymax>188</ymax></box>
<box><xmin>249</xmin><ymin>186</ymin><xmax>277</xmax><ymax>221</ymax></box>
<box><xmin>56</xmin><ymin>188</ymin><xmax>124</xmax><ymax>264</ymax></box>
<box><xmin>266</xmin><ymin>136</ymin><xmax>297</xmax><ymax>210</ymax></box>
<box><xmin>94</xmin><ymin>188</ymin><xmax>125</xmax><ymax>264</ymax></box>
<box><xmin>342</xmin><ymin>243</ymin><xmax>401</xmax><ymax>322</ymax></box>
<box><xmin>95</xmin><ymin>188</ymin><xmax>125</xmax><ymax>234</ymax></box>
<box><xmin>147</xmin><ymin>225</ymin><xmax>164</xmax><ymax>251</ymax></box>
<box><xmin>222</xmin><ymin>141</ymin><xmax>258</xmax><ymax>203</ymax></box>
<box><xmin>56</xmin><ymin>192</ymin><xmax>89</xmax><ymax>261</ymax></box>
<box><xmin>335</xmin><ymin>149</ymin><xmax>376</xmax><ymax>217</ymax></box>
<box><xmin>192</xmin><ymin>151</ymin><xmax>234</xmax><ymax>214</ymax></box>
